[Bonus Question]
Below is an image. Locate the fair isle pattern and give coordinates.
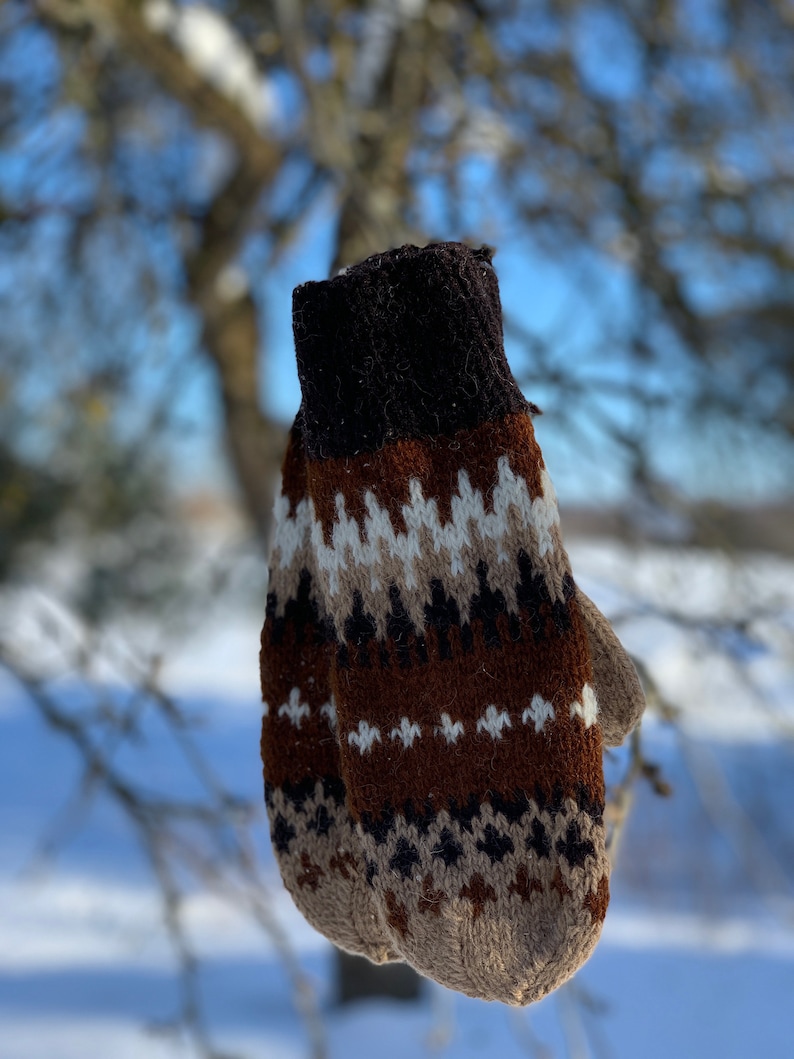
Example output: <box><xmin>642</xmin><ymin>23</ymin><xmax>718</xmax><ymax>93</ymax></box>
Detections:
<box><xmin>305</xmin><ymin>413</ymin><xmax>610</xmax><ymax>1002</ymax></box>
<box><xmin>262</xmin><ymin>243</ymin><xmax>646</xmax><ymax>1004</ymax></box>
<box><xmin>355</xmin><ymin>797</ymin><xmax>609</xmax><ymax>1004</ymax></box>
<box><xmin>524</xmin><ymin>693</ymin><xmax>556</xmax><ymax>732</ymax></box>
<box><xmin>260</xmin><ymin>430</ymin><xmax>395</xmax><ymax>964</ymax></box>
<box><xmin>319</xmin><ymin>698</ymin><xmax>338</xmax><ymax>732</ymax></box>
<box><xmin>263</xmin><ymin>691</ymin><xmax>395</xmax><ymax>962</ymax></box>
<box><xmin>339</xmin><ymin>686</ymin><xmax>598</xmax><ymax>757</ymax></box>
<box><xmin>436</xmin><ymin>713</ymin><xmax>465</xmax><ymax>744</ymax></box>
<box><xmin>264</xmin><ymin>688</ymin><xmax>339</xmax><ymax>732</ymax></box>
<box><xmin>265</xmin><ymin>775</ymin><xmax>394</xmax><ymax>962</ymax></box>
<box><xmin>265</xmin><ymin>492</ymin><xmax>333</xmax><ymax>637</ymax></box>
<box><xmin>571</xmin><ymin>684</ymin><xmax>600</xmax><ymax>727</ymax></box>
<box><xmin>263</xmin><ymin>418</ymin><xmax>612</xmax><ymax>1000</ymax></box>
<box><xmin>265</xmin><ymin>463</ymin><xmax>644</xmax><ymax>751</ymax></box>
<box><xmin>277</xmin><ymin>687</ymin><xmax>311</xmax><ymax>728</ymax></box>
<box><xmin>348</xmin><ymin>720</ymin><xmax>382</xmax><ymax>753</ymax></box>
<box><xmin>267</xmin><ymin>456</ymin><xmax>569</xmax><ymax>641</ymax></box>
<box><xmin>390</xmin><ymin>718</ymin><xmax>423</xmax><ymax>748</ymax></box>
<box><xmin>312</xmin><ymin>460</ymin><xmax>562</xmax><ymax>598</ymax></box>
<box><xmin>269</xmin><ymin>493</ymin><xmax>313</xmax><ymax>574</ymax></box>
<box><xmin>476</xmin><ymin>705</ymin><xmax>513</xmax><ymax>740</ymax></box>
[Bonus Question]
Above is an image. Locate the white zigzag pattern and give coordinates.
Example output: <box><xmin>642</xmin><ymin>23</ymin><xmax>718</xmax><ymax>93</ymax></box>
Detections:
<box><xmin>570</xmin><ymin>683</ymin><xmax>599</xmax><ymax>728</ymax></box>
<box><xmin>277</xmin><ymin>687</ymin><xmax>310</xmax><ymax>729</ymax></box>
<box><xmin>390</xmin><ymin>717</ymin><xmax>422</xmax><ymax>747</ymax></box>
<box><xmin>347</xmin><ymin>720</ymin><xmax>382</xmax><ymax>753</ymax></box>
<box><xmin>435</xmin><ymin>713</ymin><xmax>465</xmax><ymax>744</ymax></box>
<box><xmin>309</xmin><ymin>457</ymin><xmax>560</xmax><ymax>596</ymax></box>
<box><xmin>476</xmin><ymin>705</ymin><xmax>512</xmax><ymax>739</ymax></box>
<box><xmin>522</xmin><ymin>693</ymin><xmax>556</xmax><ymax>733</ymax></box>
<box><xmin>271</xmin><ymin>494</ymin><xmax>313</xmax><ymax>570</ymax></box>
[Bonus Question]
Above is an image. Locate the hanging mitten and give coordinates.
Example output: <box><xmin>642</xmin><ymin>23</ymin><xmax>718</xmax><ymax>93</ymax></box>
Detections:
<box><xmin>260</xmin><ymin>420</ymin><xmax>396</xmax><ymax>962</ymax></box>
<box><xmin>578</xmin><ymin>591</ymin><xmax>645</xmax><ymax>748</ymax></box>
<box><xmin>289</xmin><ymin>241</ymin><xmax>644</xmax><ymax>1004</ymax></box>
<box><xmin>258</xmin><ymin>430</ymin><xmax>643</xmax><ymax>969</ymax></box>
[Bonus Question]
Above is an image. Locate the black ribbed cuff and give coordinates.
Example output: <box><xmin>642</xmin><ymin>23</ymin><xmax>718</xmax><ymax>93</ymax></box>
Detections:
<box><xmin>292</xmin><ymin>242</ymin><xmax>530</xmax><ymax>460</ymax></box>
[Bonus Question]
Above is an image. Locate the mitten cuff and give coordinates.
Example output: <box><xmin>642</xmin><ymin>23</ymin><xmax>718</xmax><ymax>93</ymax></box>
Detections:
<box><xmin>293</xmin><ymin>242</ymin><xmax>531</xmax><ymax>459</ymax></box>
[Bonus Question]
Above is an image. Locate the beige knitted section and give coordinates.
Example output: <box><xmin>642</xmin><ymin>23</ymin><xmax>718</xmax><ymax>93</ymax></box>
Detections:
<box><xmin>267</xmin><ymin>780</ymin><xmax>396</xmax><ymax>963</ymax></box>
<box><xmin>578</xmin><ymin>591</ymin><xmax>646</xmax><ymax>747</ymax></box>
<box><xmin>357</xmin><ymin>799</ymin><xmax>608</xmax><ymax>1004</ymax></box>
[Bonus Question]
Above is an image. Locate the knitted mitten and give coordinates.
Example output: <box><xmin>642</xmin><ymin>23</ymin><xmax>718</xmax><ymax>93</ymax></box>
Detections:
<box><xmin>260</xmin><ymin>420</ymin><xmax>395</xmax><ymax>962</ymax></box>
<box><xmin>287</xmin><ymin>241</ymin><xmax>645</xmax><ymax>1004</ymax></box>
<box><xmin>258</xmin><ymin>433</ymin><xmax>642</xmax><ymax>969</ymax></box>
<box><xmin>578</xmin><ymin>591</ymin><xmax>645</xmax><ymax>748</ymax></box>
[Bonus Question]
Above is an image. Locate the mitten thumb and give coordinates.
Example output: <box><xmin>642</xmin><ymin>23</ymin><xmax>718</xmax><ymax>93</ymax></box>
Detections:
<box><xmin>577</xmin><ymin>590</ymin><xmax>645</xmax><ymax>747</ymax></box>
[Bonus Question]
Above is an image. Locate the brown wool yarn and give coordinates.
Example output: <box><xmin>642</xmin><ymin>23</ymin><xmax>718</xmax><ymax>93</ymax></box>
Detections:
<box><xmin>260</xmin><ymin>424</ymin><xmax>396</xmax><ymax>963</ymax></box>
<box><xmin>260</xmin><ymin>242</ymin><xmax>645</xmax><ymax>1004</ymax></box>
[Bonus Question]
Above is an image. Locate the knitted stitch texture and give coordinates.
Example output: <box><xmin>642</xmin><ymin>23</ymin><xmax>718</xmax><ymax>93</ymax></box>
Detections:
<box><xmin>578</xmin><ymin>591</ymin><xmax>645</xmax><ymax>748</ymax></box>
<box><xmin>260</xmin><ymin>242</ymin><xmax>645</xmax><ymax>1003</ymax></box>
<box><xmin>260</xmin><ymin>423</ymin><xmax>395</xmax><ymax>962</ymax></box>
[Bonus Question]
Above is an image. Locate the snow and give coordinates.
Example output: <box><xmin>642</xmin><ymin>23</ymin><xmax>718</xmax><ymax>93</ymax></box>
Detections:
<box><xmin>2</xmin><ymin>939</ymin><xmax>793</xmax><ymax>1058</ymax></box>
<box><xmin>0</xmin><ymin>875</ymin><xmax>325</xmax><ymax>972</ymax></box>
<box><xmin>2</xmin><ymin>538</ymin><xmax>794</xmax><ymax>1056</ymax></box>
<box><xmin>3</xmin><ymin>873</ymin><xmax>793</xmax><ymax>976</ymax></box>
<box><xmin>569</xmin><ymin>539</ymin><xmax>794</xmax><ymax>742</ymax></box>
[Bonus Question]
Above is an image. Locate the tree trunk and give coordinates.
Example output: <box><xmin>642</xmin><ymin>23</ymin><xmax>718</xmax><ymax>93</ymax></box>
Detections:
<box><xmin>201</xmin><ymin>288</ymin><xmax>285</xmax><ymax>548</ymax></box>
<box><xmin>334</xmin><ymin>950</ymin><xmax>423</xmax><ymax>1006</ymax></box>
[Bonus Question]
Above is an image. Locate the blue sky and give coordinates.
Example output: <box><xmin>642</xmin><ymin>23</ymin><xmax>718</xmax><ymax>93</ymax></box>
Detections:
<box><xmin>2</xmin><ymin>6</ymin><xmax>791</xmax><ymax>510</ymax></box>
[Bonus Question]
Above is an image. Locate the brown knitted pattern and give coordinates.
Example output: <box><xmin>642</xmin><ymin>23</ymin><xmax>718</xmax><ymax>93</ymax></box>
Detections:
<box><xmin>260</xmin><ymin>242</ymin><xmax>644</xmax><ymax>1003</ymax></box>
<box><xmin>294</xmin><ymin>414</ymin><xmax>608</xmax><ymax>1004</ymax></box>
<box><xmin>260</xmin><ymin>428</ymin><xmax>394</xmax><ymax>963</ymax></box>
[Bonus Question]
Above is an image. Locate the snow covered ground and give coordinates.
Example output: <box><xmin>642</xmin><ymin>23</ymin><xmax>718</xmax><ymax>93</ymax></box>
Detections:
<box><xmin>2</xmin><ymin>540</ymin><xmax>794</xmax><ymax>1058</ymax></box>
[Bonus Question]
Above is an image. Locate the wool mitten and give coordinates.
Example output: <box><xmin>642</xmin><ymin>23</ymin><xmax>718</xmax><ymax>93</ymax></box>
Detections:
<box><xmin>287</xmin><ymin>241</ymin><xmax>647</xmax><ymax>1004</ymax></box>
<box><xmin>258</xmin><ymin>432</ymin><xmax>642</xmax><ymax>969</ymax></box>
<box><xmin>578</xmin><ymin>591</ymin><xmax>645</xmax><ymax>748</ymax></box>
<box><xmin>260</xmin><ymin>420</ymin><xmax>396</xmax><ymax>962</ymax></box>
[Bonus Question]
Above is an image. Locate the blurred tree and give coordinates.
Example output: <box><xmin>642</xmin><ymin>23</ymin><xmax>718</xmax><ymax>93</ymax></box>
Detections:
<box><xmin>2</xmin><ymin>0</ymin><xmax>792</xmax><ymax>553</ymax></box>
<box><xmin>1</xmin><ymin>0</ymin><xmax>793</xmax><ymax>1047</ymax></box>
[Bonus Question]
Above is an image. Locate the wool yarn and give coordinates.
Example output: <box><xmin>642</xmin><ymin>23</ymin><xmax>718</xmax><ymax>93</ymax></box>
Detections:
<box><xmin>260</xmin><ymin>422</ymin><xmax>396</xmax><ymax>962</ymax></box>
<box><xmin>260</xmin><ymin>242</ymin><xmax>645</xmax><ymax>1004</ymax></box>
